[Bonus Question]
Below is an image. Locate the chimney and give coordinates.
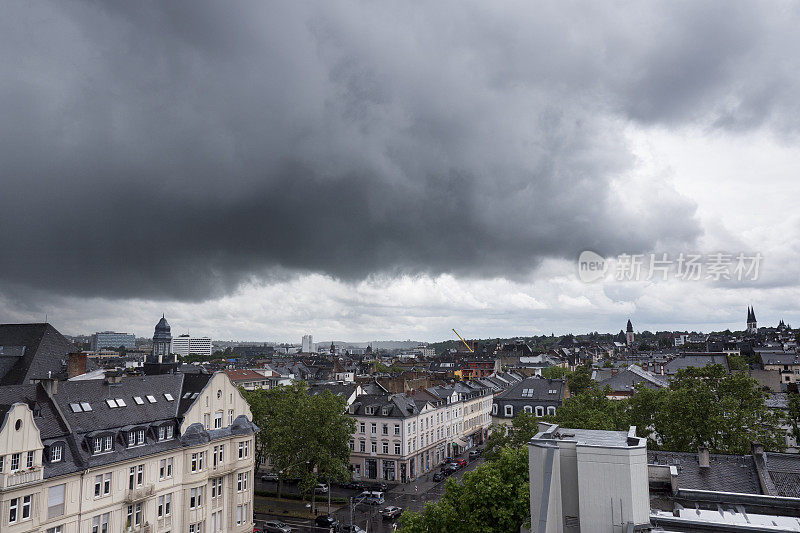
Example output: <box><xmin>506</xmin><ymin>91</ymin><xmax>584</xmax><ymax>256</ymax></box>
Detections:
<box><xmin>67</xmin><ymin>352</ymin><xmax>87</xmax><ymax>378</ymax></box>
<box><xmin>40</xmin><ymin>377</ymin><xmax>58</xmax><ymax>395</ymax></box>
<box><xmin>698</xmin><ymin>446</ymin><xmax>710</xmax><ymax>468</ymax></box>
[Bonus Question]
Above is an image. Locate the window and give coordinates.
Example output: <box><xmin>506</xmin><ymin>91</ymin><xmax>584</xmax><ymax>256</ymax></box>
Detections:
<box><xmin>164</xmin><ymin>393</ymin><xmax>174</xmax><ymax>401</ymax></box>
<box><xmin>204</xmin><ymin>413</ymin><xmax>210</xmax><ymax>429</ymax></box>
<box><xmin>160</xmin><ymin>457</ymin><xmax>173</xmax><ymax>479</ymax></box>
<box><xmin>382</xmin><ymin>442</ymin><xmax>389</xmax><ymax>454</ymax></box>
<box><xmin>92</xmin><ymin>512</ymin><xmax>109</xmax><ymax>533</ymax></box>
<box><xmin>382</xmin><ymin>423</ymin><xmax>388</xmax><ymax>435</ymax></box>
<box><xmin>394</xmin><ymin>424</ymin><xmax>400</xmax><ymax>435</ymax></box>
<box><xmin>191</xmin><ymin>451</ymin><xmax>205</xmax><ymax>472</ymax></box>
<box><xmin>228</xmin><ymin>409</ymin><xmax>234</xmax><ymax>425</ymax></box>
<box><xmin>11</xmin><ymin>452</ymin><xmax>20</xmax><ymax>471</ymax></box>
<box><xmin>359</xmin><ymin>422</ymin><xmax>365</xmax><ymax>433</ymax></box>
<box><xmin>26</xmin><ymin>451</ymin><xmax>34</xmax><ymax>468</ymax></box>
<box><xmin>158</xmin><ymin>493</ymin><xmax>171</xmax><ymax>518</ymax></box>
<box><xmin>93</xmin><ymin>438</ymin><xmax>102</xmax><ymax>454</ymax></box>
<box><xmin>104</xmin><ymin>435</ymin><xmax>112</xmax><ymax>451</ymax></box>
<box><xmin>134</xmin><ymin>396</ymin><xmax>144</xmax><ymax>405</ymax></box>
<box><xmin>371</xmin><ymin>441</ymin><xmax>377</xmax><ymax>453</ymax></box>
<box><xmin>0</xmin><ymin>455</ymin><xmax>3</xmax><ymax>472</ymax></box>
<box><xmin>21</xmin><ymin>495</ymin><xmax>31</xmax><ymax>520</ymax></box>
<box><xmin>9</xmin><ymin>497</ymin><xmax>18</xmax><ymax>523</ymax></box>
<box><xmin>504</xmin><ymin>405</ymin><xmax>513</xmax><ymax>417</ymax></box>
<box><xmin>94</xmin><ymin>475</ymin><xmax>102</xmax><ymax>497</ymax></box>
<box><xmin>359</xmin><ymin>441</ymin><xmax>365</xmax><ymax>452</ymax></box>
<box><xmin>535</xmin><ymin>406</ymin><xmax>544</xmax><ymax>417</ymax></box>
<box><xmin>523</xmin><ymin>406</ymin><xmax>532</xmax><ymax>414</ymax></box>
<box><xmin>214</xmin><ymin>411</ymin><xmax>223</xmax><ymax>429</ymax></box>
<box><xmin>394</xmin><ymin>443</ymin><xmax>401</xmax><ymax>455</ymax></box>
<box><xmin>147</xmin><ymin>395</ymin><xmax>157</xmax><ymax>403</ymax></box>
<box><xmin>238</xmin><ymin>440</ymin><xmax>250</xmax><ymax>459</ymax></box>
<box><xmin>48</xmin><ymin>483</ymin><xmax>66</xmax><ymax>519</ymax></box>
<box><xmin>51</xmin><ymin>445</ymin><xmax>62</xmax><ymax>462</ymax></box>
<box><xmin>126</xmin><ymin>504</ymin><xmax>141</xmax><ymax>528</ymax></box>
<box><xmin>492</xmin><ymin>404</ymin><xmax>498</xmax><ymax>416</ymax></box>
<box><xmin>547</xmin><ymin>406</ymin><xmax>556</xmax><ymax>416</ymax></box>
<box><xmin>349</xmin><ymin>440</ymin><xmax>354</xmax><ymax>451</ymax></box>
<box><xmin>237</xmin><ymin>472</ymin><xmax>248</xmax><ymax>491</ymax></box>
<box><xmin>159</xmin><ymin>426</ymin><xmax>166</xmax><ymax>440</ymax></box>
<box><xmin>129</xmin><ymin>464</ymin><xmax>144</xmax><ymax>489</ymax></box>
<box><xmin>190</xmin><ymin>486</ymin><xmax>204</xmax><ymax>508</ymax></box>
<box><xmin>236</xmin><ymin>504</ymin><xmax>244</xmax><ymax>525</ymax></box>
<box><xmin>211</xmin><ymin>477</ymin><xmax>223</xmax><ymax>498</ymax></box>
<box><xmin>371</xmin><ymin>423</ymin><xmax>377</xmax><ymax>435</ymax></box>
<box><xmin>166</xmin><ymin>425</ymin><xmax>174</xmax><ymax>439</ymax></box>
<box><xmin>46</xmin><ymin>527</ymin><xmax>63</xmax><ymax>533</ymax></box>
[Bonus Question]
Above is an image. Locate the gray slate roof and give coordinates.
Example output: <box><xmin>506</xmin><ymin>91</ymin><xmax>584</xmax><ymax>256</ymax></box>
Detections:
<box><xmin>647</xmin><ymin>450</ymin><xmax>762</xmax><ymax>495</ymax></box>
<box><xmin>0</xmin><ymin>323</ymin><xmax>77</xmax><ymax>385</ymax></box>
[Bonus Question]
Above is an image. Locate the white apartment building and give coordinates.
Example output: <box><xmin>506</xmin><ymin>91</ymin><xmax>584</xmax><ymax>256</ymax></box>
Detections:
<box><xmin>0</xmin><ymin>371</ymin><xmax>257</xmax><ymax>533</ymax></box>
<box><xmin>346</xmin><ymin>382</ymin><xmax>493</xmax><ymax>484</ymax></box>
<box><xmin>301</xmin><ymin>335</ymin><xmax>313</xmax><ymax>353</ymax></box>
<box><xmin>171</xmin><ymin>335</ymin><xmax>213</xmax><ymax>358</ymax></box>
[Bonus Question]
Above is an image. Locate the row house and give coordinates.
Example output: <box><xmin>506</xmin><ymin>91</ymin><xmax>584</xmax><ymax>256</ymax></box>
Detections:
<box><xmin>0</xmin><ymin>371</ymin><xmax>257</xmax><ymax>533</ymax></box>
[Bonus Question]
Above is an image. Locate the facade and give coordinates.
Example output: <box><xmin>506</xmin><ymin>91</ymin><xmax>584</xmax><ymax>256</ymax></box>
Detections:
<box><xmin>301</xmin><ymin>335</ymin><xmax>313</xmax><ymax>354</ymax></box>
<box><xmin>0</xmin><ymin>371</ymin><xmax>257</xmax><ymax>533</ymax></box>
<box><xmin>346</xmin><ymin>382</ymin><xmax>494</xmax><ymax>484</ymax></box>
<box><xmin>527</xmin><ymin>423</ymin><xmax>649</xmax><ymax>533</ymax></box>
<box><xmin>91</xmin><ymin>332</ymin><xmax>136</xmax><ymax>351</ymax></box>
<box><xmin>460</xmin><ymin>359</ymin><xmax>499</xmax><ymax>381</ymax></box>
<box><xmin>171</xmin><ymin>335</ymin><xmax>213</xmax><ymax>358</ymax></box>
<box><xmin>761</xmin><ymin>353</ymin><xmax>800</xmax><ymax>385</ymax></box>
<box><xmin>492</xmin><ymin>377</ymin><xmax>565</xmax><ymax>423</ymax></box>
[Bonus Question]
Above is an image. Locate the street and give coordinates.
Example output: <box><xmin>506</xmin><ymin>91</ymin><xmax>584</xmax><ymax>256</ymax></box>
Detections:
<box><xmin>255</xmin><ymin>454</ymin><xmax>485</xmax><ymax>533</ymax></box>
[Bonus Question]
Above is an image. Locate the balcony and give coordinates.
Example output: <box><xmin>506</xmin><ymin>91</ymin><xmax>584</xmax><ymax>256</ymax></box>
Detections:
<box><xmin>125</xmin><ymin>484</ymin><xmax>154</xmax><ymax>503</ymax></box>
<box><xmin>0</xmin><ymin>468</ymin><xmax>43</xmax><ymax>490</ymax></box>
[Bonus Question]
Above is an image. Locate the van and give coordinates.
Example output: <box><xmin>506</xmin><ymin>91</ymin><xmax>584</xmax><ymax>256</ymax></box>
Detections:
<box><xmin>356</xmin><ymin>490</ymin><xmax>385</xmax><ymax>505</ymax></box>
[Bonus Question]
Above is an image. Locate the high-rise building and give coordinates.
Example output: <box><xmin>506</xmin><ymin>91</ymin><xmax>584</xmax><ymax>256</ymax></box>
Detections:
<box><xmin>302</xmin><ymin>334</ymin><xmax>313</xmax><ymax>353</ymax></box>
<box><xmin>171</xmin><ymin>335</ymin><xmax>213</xmax><ymax>357</ymax></box>
<box><xmin>91</xmin><ymin>331</ymin><xmax>135</xmax><ymax>351</ymax></box>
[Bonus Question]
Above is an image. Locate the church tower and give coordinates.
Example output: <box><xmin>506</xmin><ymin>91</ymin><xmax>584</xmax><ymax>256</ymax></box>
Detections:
<box><xmin>747</xmin><ymin>306</ymin><xmax>758</xmax><ymax>334</ymax></box>
<box><xmin>626</xmin><ymin>319</ymin><xmax>634</xmax><ymax>346</ymax></box>
<box><xmin>151</xmin><ymin>314</ymin><xmax>173</xmax><ymax>363</ymax></box>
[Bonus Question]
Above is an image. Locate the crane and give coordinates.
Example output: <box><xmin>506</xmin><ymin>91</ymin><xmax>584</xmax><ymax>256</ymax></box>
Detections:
<box><xmin>452</xmin><ymin>328</ymin><xmax>474</xmax><ymax>353</ymax></box>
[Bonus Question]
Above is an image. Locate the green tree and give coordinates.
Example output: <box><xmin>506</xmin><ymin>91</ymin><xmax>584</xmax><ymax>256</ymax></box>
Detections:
<box><xmin>241</xmin><ymin>383</ymin><xmax>356</xmax><ymax>498</ymax></box>
<box><xmin>398</xmin><ymin>446</ymin><xmax>529</xmax><ymax>533</ymax></box>
<box><xmin>541</xmin><ymin>366</ymin><xmax>571</xmax><ymax>380</ymax></box>
<box><xmin>628</xmin><ymin>365</ymin><xmax>785</xmax><ymax>454</ymax></box>
<box><xmin>484</xmin><ymin>411</ymin><xmax>540</xmax><ymax>459</ymax></box>
<box><xmin>787</xmin><ymin>393</ymin><xmax>800</xmax><ymax>444</ymax></box>
<box><xmin>727</xmin><ymin>354</ymin><xmax>749</xmax><ymax>372</ymax></box>
<box><xmin>566</xmin><ymin>364</ymin><xmax>595</xmax><ymax>395</ymax></box>
<box><xmin>547</xmin><ymin>387</ymin><xmax>629</xmax><ymax>431</ymax></box>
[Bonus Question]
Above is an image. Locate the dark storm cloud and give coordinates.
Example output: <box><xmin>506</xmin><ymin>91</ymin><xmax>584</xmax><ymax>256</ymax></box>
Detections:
<box><xmin>1</xmin><ymin>1</ymin><xmax>794</xmax><ymax>301</ymax></box>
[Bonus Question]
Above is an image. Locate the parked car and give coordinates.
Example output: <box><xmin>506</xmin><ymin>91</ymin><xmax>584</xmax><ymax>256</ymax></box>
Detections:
<box><xmin>356</xmin><ymin>490</ymin><xmax>385</xmax><ymax>505</ymax></box>
<box><xmin>442</xmin><ymin>464</ymin><xmax>458</xmax><ymax>475</ymax></box>
<box><xmin>364</xmin><ymin>482</ymin><xmax>388</xmax><ymax>491</ymax></box>
<box><xmin>344</xmin><ymin>480</ymin><xmax>364</xmax><ymax>490</ymax></box>
<box><xmin>455</xmin><ymin>458</ymin><xmax>467</xmax><ymax>467</ymax></box>
<box><xmin>340</xmin><ymin>525</ymin><xmax>366</xmax><ymax>533</ymax></box>
<box><xmin>381</xmin><ymin>506</ymin><xmax>403</xmax><ymax>519</ymax></box>
<box><xmin>469</xmin><ymin>449</ymin><xmax>482</xmax><ymax>459</ymax></box>
<box><xmin>261</xmin><ymin>473</ymin><xmax>279</xmax><ymax>482</ymax></box>
<box><xmin>313</xmin><ymin>483</ymin><xmax>329</xmax><ymax>494</ymax></box>
<box><xmin>315</xmin><ymin>515</ymin><xmax>339</xmax><ymax>531</ymax></box>
<box><xmin>432</xmin><ymin>471</ymin><xmax>444</xmax><ymax>482</ymax></box>
<box><xmin>262</xmin><ymin>520</ymin><xmax>292</xmax><ymax>533</ymax></box>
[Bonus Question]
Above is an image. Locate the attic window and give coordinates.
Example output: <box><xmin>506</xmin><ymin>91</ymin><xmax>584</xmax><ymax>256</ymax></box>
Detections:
<box><xmin>183</xmin><ymin>392</ymin><xmax>192</xmax><ymax>399</ymax></box>
<box><xmin>133</xmin><ymin>397</ymin><xmax>145</xmax><ymax>405</ymax></box>
<box><xmin>146</xmin><ymin>395</ymin><xmax>157</xmax><ymax>403</ymax></box>
<box><xmin>70</xmin><ymin>403</ymin><xmax>82</xmax><ymax>413</ymax></box>
<box><xmin>115</xmin><ymin>398</ymin><xmax>126</xmax><ymax>407</ymax></box>
<box><xmin>80</xmin><ymin>402</ymin><xmax>92</xmax><ymax>411</ymax></box>
<box><xmin>521</xmin><ymin>389</ymin><xmax>534</xmax><ymax>398</ymax></box>
<box><xmin>106</xmin><ymin>399</ymin><xmax>118</xmax><ymax>408</ymax></box>
<box><xmin>190</xmin><ymin>393</ymin><xmax>199</xmax><ymax>399</ymax></box>
<box><xmin>164</xmin><ymin>393</ymin><xmax>174</xmax><ymax>401</ymax></box>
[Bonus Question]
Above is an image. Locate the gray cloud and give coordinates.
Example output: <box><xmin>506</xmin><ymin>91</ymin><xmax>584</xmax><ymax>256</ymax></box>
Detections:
<box><xmin>4</xmin><ymin>1</ymin><xmax>795</xmax><ymax>302</ymax></box>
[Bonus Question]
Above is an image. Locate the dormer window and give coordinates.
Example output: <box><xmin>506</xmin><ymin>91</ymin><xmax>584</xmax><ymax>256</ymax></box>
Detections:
<box><xmin>93</xmin><ymin>436</ymin><xmax>113</xmax><ymax>454</ymax></box>
<box><xmin>158</xmin><ymin>424</ymin><xmax>174</xmax><ymax>441</ymax></box>
<box><xmin>50</xmin><ymin>445</ymin><xmax>63</xmax><ymax>463</ymax></box>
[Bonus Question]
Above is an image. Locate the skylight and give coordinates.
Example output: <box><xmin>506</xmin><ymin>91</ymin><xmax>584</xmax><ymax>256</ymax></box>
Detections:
<box><xmin>146</xmin><ymin>395</ymin><xmax>157</xmax><ymax>403</ymax></box>
<box><xmin>134</xmin><ymin>396</ymin><xmax>144</xmax><ymax>405</ymax></box>
<box><xmin>115</xmin><ymin>398</ymin><xmax>126</xmax><ymax>407</ymax></box>
<box><xmin>70</xmin><ymin>403</ymin><xmax>81</xmax><ymax>413</ymax></box>
<box><xmin>164</xmin><ymin>393</ymin><xmax>174</xmax><ymax>401</ymax></box>
<box><xmin>106</xmin><ymin>399</ymin><xmax>118</xmax><ymax>408</ymax></box>
<box><xmin>182</xmin><ymin>392</ymin><xmax>192</xmax><ymax>399</ymax></box>
<box><xmin>190</xmin><ymin>392</ymin><xmax>199</xmax><ymax>399</ymax></box>
<box><xmin>80</xmin><ymin>402</ymin><xmax>92</xmax><ymax>411</ymax></box>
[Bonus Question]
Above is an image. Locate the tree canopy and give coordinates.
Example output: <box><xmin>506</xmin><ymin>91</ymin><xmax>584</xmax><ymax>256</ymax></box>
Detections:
<box><xmin>241</xmin><ymin>383</ymin><xmax>356</xmax><ymax>495</ymax></box>
<box><xmin>398</xmin><ymin>446</ymin><xmax>529</xmax><ymax>533</ymax></box>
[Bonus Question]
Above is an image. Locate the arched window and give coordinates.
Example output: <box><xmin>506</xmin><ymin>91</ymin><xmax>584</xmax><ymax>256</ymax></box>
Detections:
<box><xmin>504</xmin><ymin>405</ymin><xmax>513</xmax><ymax>417</ymax></box>
<box><xmin>491</xmin><ymin>404</ymin><xmax>498</xmax><ymax>415</ymax></box>
<box><xmin>547</xmin><ymin>406</ymin><xmax>556</xmax><ymax>416</ymax></box>
<box><xmin>523</xmin><ymin>406</ymin><xmax>533</xmax><ymax>414</ymax></box>
<box><xmin>535</xmin><ymin>406</ymin><xmax>544</xmax><ymax>417</ymax></box>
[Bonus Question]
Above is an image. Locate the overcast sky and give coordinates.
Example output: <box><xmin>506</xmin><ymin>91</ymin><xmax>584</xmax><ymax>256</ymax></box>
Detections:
<box><xmin>2</xmin><ymin>1</ymin><xmax>800</xmax><ymax>342</ymax></box>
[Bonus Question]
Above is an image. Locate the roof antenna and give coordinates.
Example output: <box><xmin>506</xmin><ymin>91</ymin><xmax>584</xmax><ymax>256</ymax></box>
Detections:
<box><xmin>45</xmin><ymin>313</ymin><xmax>48</xmax><ymax>323</ymax></box>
